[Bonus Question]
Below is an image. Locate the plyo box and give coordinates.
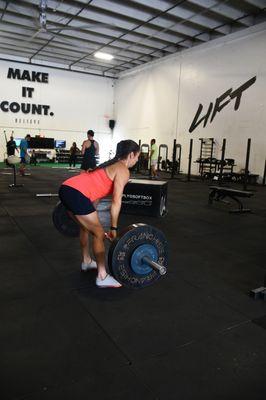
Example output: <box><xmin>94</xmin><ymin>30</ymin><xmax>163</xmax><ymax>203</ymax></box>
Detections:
<box><xmin>121</xmin><ymin>179</ymin><xmax>168</xmax><ymax>217</ymax></box>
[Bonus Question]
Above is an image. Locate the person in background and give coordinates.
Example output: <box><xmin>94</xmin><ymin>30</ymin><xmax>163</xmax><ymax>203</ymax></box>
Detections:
<box><xmin>30</xmin><ymin>149</ymin><xmax>37</xmax><ymax>166</ymax></box>
<box><xmin>19</xmin><ymin>134</ymin><xmax>31</xmax><ymax>176</ymax></box>
<box><xmin>59</xmin><ymin>140</ymin><xmax>140</xmax><ymax>288</ymax></box>
<box><xmin>80</xmin><ymin>130</ymin><xmax>99</xmax><ymax>171</ymax></box>
<box><xmin>150</xmin><ymin>138</ymin><xmax>159</xmax><ymax>179</ymax></box>
<box><xmin>69</xmin><ymin>142</ymin><xmax>79</xmax><ymax>168</ymax></box>
<box><xmin>6</xmin><ymin>135</ymin><xmax>17</xmax><ymax>156</ymax></box>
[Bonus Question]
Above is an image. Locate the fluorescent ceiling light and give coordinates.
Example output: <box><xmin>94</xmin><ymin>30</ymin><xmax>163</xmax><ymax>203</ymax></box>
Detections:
<box><xmin>94</xmin><ymin>52</ymin><xmax>114</xmax><ymax>60</ymax></box>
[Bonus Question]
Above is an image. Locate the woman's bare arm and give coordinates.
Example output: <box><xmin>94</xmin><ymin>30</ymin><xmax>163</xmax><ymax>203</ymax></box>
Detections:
<box><xmin>94</xmin><ymin>141</ymin><xmax>99</xmax><ymax>156</ymax></box>
<box><xmin>81</xmin><ymin>140</ymin><xmax>90</xmax><ymax>155</ymax></box>
<box><xmin>110</xmin><ymin>167</ymin><xmax>129</xmax><ymax>232</ymax></box>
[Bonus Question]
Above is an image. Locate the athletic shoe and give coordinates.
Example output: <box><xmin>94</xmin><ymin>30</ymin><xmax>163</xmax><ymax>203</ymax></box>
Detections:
<box><xmin>96</xmin><ymin>274</ymin><xmax>122</xmax><ymax>288</ymax></box>
<box><xmin>81</xmin><ymin>259</ymin><xmax>97</xmax><ymax>271</ymax></box>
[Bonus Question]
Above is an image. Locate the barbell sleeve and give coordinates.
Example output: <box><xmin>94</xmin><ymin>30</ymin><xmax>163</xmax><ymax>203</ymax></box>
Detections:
<box><xmin>142</xmin><ymin>256</ymin><xmax>167</xmax><ymax>275</ymax></box>
<box><xmin>36</xmin><ymin>193</ymin><xmax>59</xmax><ymax>197</ymax></box>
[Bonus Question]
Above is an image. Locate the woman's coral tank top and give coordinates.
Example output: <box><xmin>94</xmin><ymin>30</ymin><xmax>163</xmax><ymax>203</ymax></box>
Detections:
<box><xmin>62</xmin><ymin>168</ymin><xmax>114</xmax><ymax>202</ymax></box>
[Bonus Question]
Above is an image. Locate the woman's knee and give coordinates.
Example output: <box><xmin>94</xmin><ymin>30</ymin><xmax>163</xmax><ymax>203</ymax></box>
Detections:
<box><xmin>92</xmin><ymin>226</ymin><xmax>105</xmax><ymax>240</ymax></box>
<box><xmin>76</xmin><ymin>215</ymin><xmax>104</xmax><ymax>238</ymax></box>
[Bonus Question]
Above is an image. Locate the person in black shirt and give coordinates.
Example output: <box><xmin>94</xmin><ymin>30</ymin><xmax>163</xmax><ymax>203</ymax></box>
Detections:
<box><xmin>30</xmin><ymin>149</ymin><xmax>37</xmax><ymax>166</ymax></box>
<box><xmin>69</xmin><ymin>142</ymin><xmax>79</xmax><ymax>167</ymax></box>
<box><xmin>80</xmin><ymin>130</ymin><xmax>99</xmax><ymax>171</ymax></box>
<box><xmin>6</xmin><ymin>136</ymin><xmax>17</xmax><ymax>156</ymax></box>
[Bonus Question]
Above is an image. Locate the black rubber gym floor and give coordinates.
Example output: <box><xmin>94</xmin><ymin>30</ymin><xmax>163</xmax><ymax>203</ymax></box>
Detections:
<box><xmin>1</xmin><ymin>165</ymin><xmax>266</xmax><ymax>400</ymax></box>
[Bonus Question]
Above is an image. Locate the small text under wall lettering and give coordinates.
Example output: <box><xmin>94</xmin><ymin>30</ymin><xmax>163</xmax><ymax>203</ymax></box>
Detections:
<box><xmin>15</xmin><ymin>118</ymin><xmax>40</xmax><ymax>124</ymax></box>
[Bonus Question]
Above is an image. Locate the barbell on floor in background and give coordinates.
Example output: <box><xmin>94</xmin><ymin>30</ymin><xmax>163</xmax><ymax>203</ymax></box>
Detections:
<box><xmin>36</xmin><ymin>193</ymin><xmax>59</xmax><ymax>197</ymax></box>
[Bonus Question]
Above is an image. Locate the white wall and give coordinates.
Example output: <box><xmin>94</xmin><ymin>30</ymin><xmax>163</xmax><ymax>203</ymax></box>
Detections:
<box><xmin>114</xmin><ymin>22</ymin><xmax>266</xmax><ymax>178</ymax></box>
<box><xmin>0</xmin><ymin>61</ymin><xmax>115</xmax><ymax>162</ymax></box>
<box><xmin>113</xmin><ymin>59</ymin><xmax>180</xmax><ymax>149</ymax></box>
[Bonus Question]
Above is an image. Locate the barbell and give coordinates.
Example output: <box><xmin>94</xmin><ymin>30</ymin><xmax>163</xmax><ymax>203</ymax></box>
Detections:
<box><xmin>52</xmin><ymin>202</ymin><xmax>168</xmax><ymax>289</ymax></box>
<box><xmin>52</xmin><ymin>201</ymin><xmax>80</xmax><ymax>238</ymax></box>
<box><xmin>108</xmin><ymin>223</ymin><xmax>167</xmax><ymax>289</ymax></box>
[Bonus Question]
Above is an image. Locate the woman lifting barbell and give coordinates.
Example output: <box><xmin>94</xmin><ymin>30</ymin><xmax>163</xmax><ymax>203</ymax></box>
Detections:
<box><xmin>58</xmin><ymin>140</ymin><xmax>140</xmax><ymax>288</ymax></box>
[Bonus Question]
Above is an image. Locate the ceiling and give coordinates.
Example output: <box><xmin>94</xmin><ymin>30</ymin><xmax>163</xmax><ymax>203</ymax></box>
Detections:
<box><xmin>0</xmin><ymin>0</ymin><xmax>265</xmax><ymax>77</ymax></box>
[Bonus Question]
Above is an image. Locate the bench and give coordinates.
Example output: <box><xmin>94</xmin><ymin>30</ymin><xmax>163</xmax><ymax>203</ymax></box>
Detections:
<box><xmin>208</xmin><ymin>186</ymin><xmax>254</xmax><ymax>213</ymax></box>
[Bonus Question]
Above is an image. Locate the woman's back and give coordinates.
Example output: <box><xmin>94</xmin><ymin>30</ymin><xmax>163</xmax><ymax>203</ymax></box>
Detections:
<box><xmin>81</xmin><ymin>141</ymin><xmax>96</xmax><ymax>170</ymax></box>
<box><xmin>63</xmin><ymin>168</ymin><xmax>113</xmax><ymax>201</ymax></box>
<box><xmin>105</xmin><ymin>161</ymin><xmax>129</xmax><ymax>181</ymax></box>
